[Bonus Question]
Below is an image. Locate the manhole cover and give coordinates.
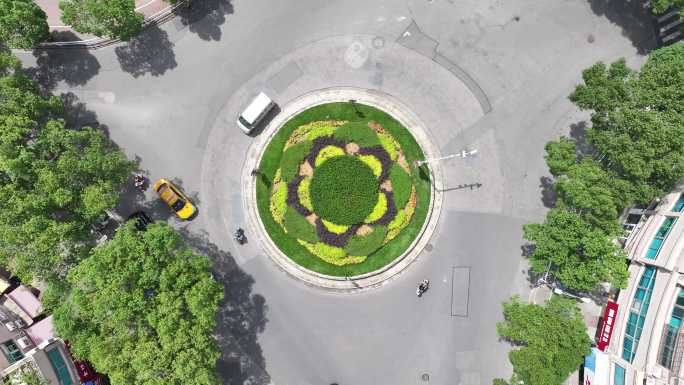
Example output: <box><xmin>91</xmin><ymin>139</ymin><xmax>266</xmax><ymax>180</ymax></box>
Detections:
<box><xmin>425</xmin><ymin>243</ymin><xmax>433</xmax><ymax>252</ymax></box>
<box><xmin>372</xmin><ymin>36</ymin><xmax>385</xmax><ymax>49</ymax></box>
<box><xmin>587</xmin><ymin>34</ymin><xmax>595</xmax><ymax>43</ymax></box>
<box><xmin>422</xmin><ymin>373</ymin><xmax>430</xmax><ymax>381</ymax></box>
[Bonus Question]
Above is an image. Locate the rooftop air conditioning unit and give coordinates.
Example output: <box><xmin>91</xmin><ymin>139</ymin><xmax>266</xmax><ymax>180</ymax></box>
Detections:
<box><xmin>4</xmin><ymin>322</ymin><xmax>16</xmax><ymax>331</ymax></box>
<box><xmin>16</xmin><ymin>337</ymin><xmax>31</xmax><ymax>349</ymax></box>
<box><xmin>13</xmin><ymin>319</ymin><xmax>25</xmax><ymax>328</ymax></box>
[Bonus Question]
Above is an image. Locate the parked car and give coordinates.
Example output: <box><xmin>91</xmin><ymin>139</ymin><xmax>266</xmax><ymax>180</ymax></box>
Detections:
<box><xmin>237</xmin><ymin>92</ymin><xmax>275</xmax><ymax>134</ymax></box>
<box><xmin>151</xmin><ymin>179</ymin><xmax>196</xmax><ymax>219</ymax></box>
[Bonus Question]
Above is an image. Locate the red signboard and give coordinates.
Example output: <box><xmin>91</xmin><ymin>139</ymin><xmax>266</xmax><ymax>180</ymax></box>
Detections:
<box><xmin>597</xmin><ymin>301</ymin><xmax>619</xmax><ymax>351</ymax></box>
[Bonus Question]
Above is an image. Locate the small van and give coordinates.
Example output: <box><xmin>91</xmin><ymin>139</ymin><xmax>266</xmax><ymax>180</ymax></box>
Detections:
<box><xmin>237</xmin><ymin>92</ymin><xmax>275</xmax><ymax>134</ymax></box>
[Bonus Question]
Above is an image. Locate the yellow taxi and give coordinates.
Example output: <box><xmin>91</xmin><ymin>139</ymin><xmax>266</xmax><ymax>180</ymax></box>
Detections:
<box><xmin>152</xmin><ymin>179</ymin><xmax>196</xmax><ymax>219</ymax></box>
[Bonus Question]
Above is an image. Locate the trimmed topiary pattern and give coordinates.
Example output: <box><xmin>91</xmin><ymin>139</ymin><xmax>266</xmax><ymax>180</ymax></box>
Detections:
<box><xmin>268</xmin><ymin>119</ymin><xmax>419</xmax><ymax>266</ymax></box>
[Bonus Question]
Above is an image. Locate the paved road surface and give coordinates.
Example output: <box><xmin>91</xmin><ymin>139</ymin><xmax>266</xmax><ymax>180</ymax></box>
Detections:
<box><xmin>16</xmin><ymin>0</ymin><xmax>655</xmax><ymax>384</ymax></box>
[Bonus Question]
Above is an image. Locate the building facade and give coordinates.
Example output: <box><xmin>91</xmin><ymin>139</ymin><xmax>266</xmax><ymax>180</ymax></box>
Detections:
<box><xmin>590</xmin><ymin>192</ymin><xmax>684</xmax><ymax>385</ymax></box>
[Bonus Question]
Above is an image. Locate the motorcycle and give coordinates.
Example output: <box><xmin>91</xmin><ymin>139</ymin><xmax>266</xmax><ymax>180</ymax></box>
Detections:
<box><xmin>133</xmin><ymin>174</ymin><xmax>146</xmax><ymax>191</ymax></box>
<box><xmin>234</xmin><ymin>228</ymin><xmax>247</xmax><ymax>244</ymax></box>
<box><xmin>416</xmin><ymin>279</ymin><xmax>430</xmax><ymax>297</ymax></box>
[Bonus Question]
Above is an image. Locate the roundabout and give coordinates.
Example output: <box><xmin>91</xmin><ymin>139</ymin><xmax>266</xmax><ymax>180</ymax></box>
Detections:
<box><xmin>244</xmin><ymin>88</ymin><xmax>444</xmax><ymax>290</ymax></box>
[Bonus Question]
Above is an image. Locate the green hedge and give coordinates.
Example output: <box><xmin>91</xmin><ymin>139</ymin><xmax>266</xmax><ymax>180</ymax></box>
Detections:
<box><xmin>283</xmin><ymin>207</ymin><xmax>318</xmax><ymax>243</ymax></box>
<box><xmin>281</xmin><ymin>141</ymin><xmax>312</xmax><ymax>182</ymax></box>
<box><xmin>310</xmin><ymin>155</ymin><xmax>378</xmax><ymax>225</ymax></box>
<box><xmin>333</xmin><ymin>121</ymin><xmax>381</xmax><ymax>147</ymax></box>
<box><xmin>390</xmin><ymin>164</ymin><xmax>412</xmax><ymax>208</ymax></box>
<box><xmin>345</xmin><ymin>226</ymin><xmax>388</xmax><ymax>256</ymax></box>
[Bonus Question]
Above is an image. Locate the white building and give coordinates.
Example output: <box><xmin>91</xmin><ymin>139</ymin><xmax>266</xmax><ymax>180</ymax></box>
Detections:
<box><xmin>589</xmin><ymin>192</ymin><xmax>684</xmax><ymax>385</ymax></box>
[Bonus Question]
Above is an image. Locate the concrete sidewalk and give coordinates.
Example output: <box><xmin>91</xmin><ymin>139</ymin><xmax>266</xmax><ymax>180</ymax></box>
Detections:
<box><xmin>34</xmin><ymin>0</ymin><xmax>178</xmax><ymax>44</ymax></box>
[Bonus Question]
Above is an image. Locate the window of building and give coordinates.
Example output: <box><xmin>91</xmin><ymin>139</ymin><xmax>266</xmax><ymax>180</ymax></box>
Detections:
<box><xmin>622</xmin><ymin>266</ymin><xmax>657</xmax><ymax>362</ymax></box>
<box><xmin>659</xmin><ymin>288</ymin><xmax>684</xmax><ymax>368</ymax></box>
<box><xmin>645</xmin><ymin>217</ymin><xmax>677</xmax><ymax>260</ymax></box>
<box><xmin>46</xmin><ymin>348</ymin><xmax>73</xmax><ymax>385</ymax></box>
<box><xmin>614</xmin><ymin>364</ymin><xmax>626</xmax><ymax>385</ymax></box>
<box><xmin>673</xmin><ymin>195</ymin><xmax>684</xmax><ymax>212</ymax></box>
<box><xmin>0</xmin><ymin>340</ymin><xmax>23</xmax><ymax>363</ymax></box>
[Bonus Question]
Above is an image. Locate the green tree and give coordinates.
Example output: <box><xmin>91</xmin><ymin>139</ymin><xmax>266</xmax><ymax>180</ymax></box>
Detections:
<box><xmin>523</xmin><ymin>208</ymin><xmax>629</xmax><ymax>292</ymax></box>
<box><xmin>497</xmin><ymin>296</ymin><xmax>592</xmax><ymax>385</ymax></box>
<box><xmin>0</xmin><ymin>0</ymin><xmax>50</xmax><ymax>49</ymax></box>
<box><xmin>569</xmin><ymin>45</ymin><xmax>684</xmax><ymax>204</ymax></box>
<box><xmin>544</xmin><ymin>137</ymin><xmax>577</xmax><ymax>177</ymax></box>
<box><xmin>59</xmin><ymin>0</ymin><xmax>143</xmax><ymax>41</ymax></box>
<box><xmin>553</xmin><ymin>158</ymin><xmax>631</xmax><ymax>233</ymax></box>
<box><xmin>52</xmin><ymin>223</ymin><xmax>224</xmax><ymax>385</ymax></box>
<box><xmin>0</xmin><ymin>52</ymin><xmax>135</xmax><ymax>281</ymax></box>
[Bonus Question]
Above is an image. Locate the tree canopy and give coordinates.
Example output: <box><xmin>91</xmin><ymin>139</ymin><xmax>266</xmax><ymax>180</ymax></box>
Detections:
<box><xmin>52</xmin><ymin>222</ymin><xmax>224</xmax><ymax>385</ymax></box>
<box><xmin>497</xmin><ymin>296</ymin><xmax>592</xmax><ymax>385</ymax></box>
<box><xmin>0</xmin><ymin>52</ymin><xmax>134</xmax><ymax>281</ymax></box>
<box><xmin>0</xmin><ymin>0</ymin><xmax>50</xmax><ymax>49</ymax></box>
<box><xmin>523</xmin><ymin>208</ymin><xmax>629</xmax><ymax>292</ymax></box>
<box><xmin>569</xmin><ymin>44</ymin><xmax>684</xmax><ymax>204</ymax></box>
<box><xmin>59</xmin><ymin>0</ymin><xmax>143</xmax><ymax>41</ymax></box>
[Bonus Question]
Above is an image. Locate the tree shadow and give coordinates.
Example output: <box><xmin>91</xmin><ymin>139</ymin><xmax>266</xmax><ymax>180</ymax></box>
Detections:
<box><xmin>539</xmin><ymin>176</ymin><xmax>557</xmax><ymax>208</ymax></box>
<box><xmin>26</xmin><ymin>40</ymin><xmax>101</xmax><ymax>92</ymax></box>
<box><xmin>569</xmin><ymin>121</ymin><xmax>595</xmax><ymax>158</ymax></box>
<box><xmin>115</xmin><ymin>25</ymin><xmax>177</xmax><ymax>78</ymax></box>
<box><xmin>586</xmin><ymin>0</ymin><xmax>657</xmax><ymax>54</ymax></box>
<box><xmin>174</xmin><ymin>0</ymin><xmax>234</xmax><ymax>41</ymax></box>
<box><xmin>177</xmin><ymin>229</ymin><xmax>271</xmax><ymax>385</ymax></box>
<box><xmin>60</xmin><ymin>92</ymin><xmax>100</xmax><ymax>129</ymax></box>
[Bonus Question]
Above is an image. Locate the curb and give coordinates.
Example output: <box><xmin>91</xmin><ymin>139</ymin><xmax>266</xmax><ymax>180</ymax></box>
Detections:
<box><xmin>242</xmin><ymin>87</ymin><xmax>445</xmax><ymax>293</ymax></box>
<box><xmin>35</xmin><ymin>1</ymin><xmax>187</xmax><ymax>50</ymax></box>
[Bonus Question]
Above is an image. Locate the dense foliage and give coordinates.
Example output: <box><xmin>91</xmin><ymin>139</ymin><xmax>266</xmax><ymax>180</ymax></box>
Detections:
<box><xmin>0</xmin><ymin>52</ymin><xmax>135</xmax><ymax>282</ymax></box>
<box><xmin>310</xmin><ymin>155</ymin><xmax>378</xmax><ymax>225</ymax></box>
<box><xmin>523</xmin><ymin>209</ymin><xmax>629</xmax><ymax>291</ymax></box>
<box><xmin>257</xmin><ymin>103</ymin><xmax>430</xmax><ymax>275</ymax></box>
<box><xmin>52</xmin><ymin>223</ymin><xmax>224</xmax><ymax>385</ymax></box>
<box><xmin>0</xmin><ymin>0</ymin><xmax>50</xmax><ymax>49</ymax></box>
<box><xmin>496</xmin><ymin>296</ymin><xmax>592</xmax><ymax>385</ymax></box>
<box><xmin>650</xmin><ymin>0</ymin><xmax>684</xmax><ymax>32</ymax></box>
<box><xmin>59</xmin><ymin>0</ymin><xmax>143</xmax><ymax>40</ymax></box>
<box><xmin>524</xmin><ymin>44</ymin><xmax>684</xmax><ymax>292</ymax></box>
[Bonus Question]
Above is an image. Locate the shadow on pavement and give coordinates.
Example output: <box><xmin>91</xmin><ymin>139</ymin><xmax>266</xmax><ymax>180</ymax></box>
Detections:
<box><xmin>586</xmin><ymin>0</ymin><xmax>657</xmax><ymax>54</ymax></box>
<box><xmin>26</xmin><ymin>43</ymin><xmax>101</xmax><ymax>92</ymax></box>
<box><xmin>569</xmin><ymin>121</ymin><xmax>596</xmax><ymax>158</ymax></box>
<box><xmin>178</xmin><ymin>229</ymin><xmax>271</xmax><ymax>385</ymax></box>
<box><xmin>115</xmin><ymin>25</ymin><xmax>177</xmax><ymax>78</ymax></box>
<box><xmin>60</xmin><ymin>92</ymin><xmax>100</xmax><ymax>129</ymax></box>
<box><xmin>539</xmin><ymin>176</ymin><xmax>557</xmax><ymax>208</ymax></box>
<box><xmin>175</xmin><ymin>0</ymin><xmax>234</xmax><ymax>41</ymax></box>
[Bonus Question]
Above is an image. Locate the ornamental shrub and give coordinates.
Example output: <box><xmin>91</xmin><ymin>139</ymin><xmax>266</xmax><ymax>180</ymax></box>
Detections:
<box><xmin>364</xmin><ymin>192</ymin><xmax>388</xmax><ymax>223</ymax></box>
<box><xmin>333</xmin><ymin>122</ymin><xmax>381</xmax><ymax>147</ymax></box>
<box><xmin>297</xmin><ymin>177</ymin><xmax>313</xmax><ymax>211</ymax></box>
<box><xmin>345</xmin><ymin>226</ymin><xmax>388</xmax><ymax>256</ymax></box>
<box><xmin>283</xmin><ymin>207</ymin><xmax>318</xmax><ymax>243</ymax></box>
<box><xmin>322</xmin><ymin>219</ymin><xmax>349</xmax><ymax>234</ymax></box>
<box><xmin>310</xmin><ymin>156</ymin><xmax>378</xmax><ymax>225</ymax></box>
<box><xmin>270</xmin><ymin>182</ymin><xmax>288</xmax><ymax>224</ymax></box>
<box><xmin>378</xmin><ymin>132</ymin><xmax>400</xmax><ymax>161</ymax></box>
<box><xmin>314</xmin><ymin>145</ymin><xmax>345</xmax><ymax>167</ymax></box>
<box><xmin>306</xmin><ymin>122</ymin><xmax>336</xmax><ymax>140</ymax></box>
<box><xmin>299</xmin><ymin>240</ymin><xmax>365</xmax><ymax>266</ymax></box>
<box><xmin>359</xmin><ymin>155</ymin><xmax>383</xmax><ymax>178</ymax></box>
<box><xmin>281</xmin><ymin>141</ymin><xmax>312</xmax><ymax>182</ymax></box>
<box><xmin>390</xmin><ymin>164</ymin><xmax>412</xmax><ymax>208</ymax></box>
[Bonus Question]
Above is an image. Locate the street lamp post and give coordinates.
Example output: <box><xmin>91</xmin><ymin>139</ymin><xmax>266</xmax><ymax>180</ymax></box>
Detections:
<box><xmin>414</xmin><ymin>149</ymin><xmax>478</xmax><ymax>168</ymax></box>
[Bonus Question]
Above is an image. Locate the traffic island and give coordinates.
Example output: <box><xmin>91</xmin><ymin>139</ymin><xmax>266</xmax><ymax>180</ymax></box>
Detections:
<box><xmin>243</xmin><ymin>88</ymin><xmax>444</xmax><ymax>291</ymax></box>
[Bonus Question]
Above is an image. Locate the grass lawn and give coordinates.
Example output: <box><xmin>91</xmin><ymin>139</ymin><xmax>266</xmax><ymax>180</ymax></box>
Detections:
<box><xmin>256</xmin><ymin>102</ymin><xmax>431</xmax><ymax>276</ymax></box>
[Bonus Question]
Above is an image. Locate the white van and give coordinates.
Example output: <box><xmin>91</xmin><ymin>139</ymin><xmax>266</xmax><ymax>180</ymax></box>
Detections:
<box><xmin>237</xmin><ymin>92</ymin><xmax>275</xmax><ymax>134</ymax></box>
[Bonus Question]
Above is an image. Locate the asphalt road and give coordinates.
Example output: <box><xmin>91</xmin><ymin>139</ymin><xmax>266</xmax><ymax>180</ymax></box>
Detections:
<box><xmin>15</xmin><ymin>0</ymin><xmax>656</xmax><ymax>384</ymax></box>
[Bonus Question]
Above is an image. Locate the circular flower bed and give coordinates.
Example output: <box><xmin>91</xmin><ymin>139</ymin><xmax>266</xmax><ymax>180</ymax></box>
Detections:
<box><xmin>256</xmin><ymin>103</ymin><xmax>430</xmax><ymax>276</ymax></box>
